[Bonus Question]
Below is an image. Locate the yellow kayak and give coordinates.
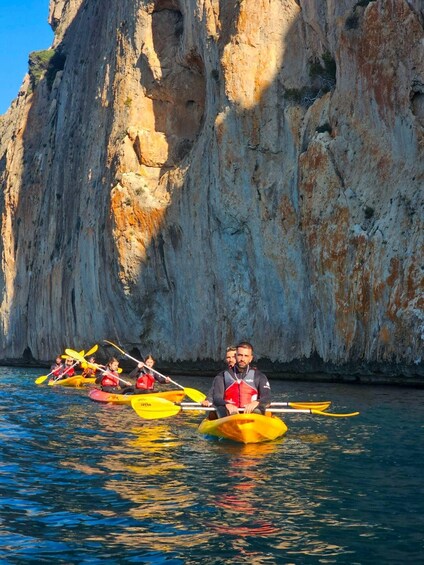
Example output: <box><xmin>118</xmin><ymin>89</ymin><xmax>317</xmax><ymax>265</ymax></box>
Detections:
<box><xmin>198</xmin><ymin>412</ymin><xmax>288</xmax><ymax>444</ymax></box>
<box><xmin>48</xmin><ymin>375</ymin><xmax>96</xmax><ymax>387</ymax></box>
<box><xmin>88</xmin><ymin>388</ymin><xmax>186</xmax><ymax>405</ymax></box>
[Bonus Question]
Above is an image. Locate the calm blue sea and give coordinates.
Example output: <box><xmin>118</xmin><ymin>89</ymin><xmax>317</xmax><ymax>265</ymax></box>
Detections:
<box><xmin>0</xmin><ymin>366</ymin><xmax>423</xmax><ymax>564</ymax></box>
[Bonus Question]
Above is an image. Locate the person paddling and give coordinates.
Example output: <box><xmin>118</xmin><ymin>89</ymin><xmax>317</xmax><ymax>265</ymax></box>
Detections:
<box><xmin>209</xmin><ymin>341</ymin><xmax>271</xmax><ymax>417</ymax></box>
<box><xmin>95</xmin><ymin>357</ymin><xmax>123</xmax><ymax>392</ymax></box>
<box><xmin>55</xmin><ymin>357</ymin><xmax>76</xmax><ymax>381</ymax></box>
<box><xmin>50</xmin><ymin>355</ymin><xmax>64</xmax><ymax>378</ymax></box>
<box><xmin>81</xmin><ymin>356</ymin><xmax>101</xmax><ymax>379</ymax></box>
<box><xmin>123</xmin><ymin>355</ymin><xmax>171</xmax><ymax>394</ymax></box>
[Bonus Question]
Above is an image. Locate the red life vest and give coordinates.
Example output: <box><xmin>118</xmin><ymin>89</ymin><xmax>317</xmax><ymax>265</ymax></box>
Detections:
<box><xmin>223</xmin><ymin>369</ymin><xmax>258</xmax><ymax>407</ymax></box>
<box><xmin>62</xmin><ymin>367</ymin><xmax>75</xmax><ymax>378</ymax></box>
<box><xmin>52</xmin><ymin>365</ymin><xmax>62</xmax><ymax>377</ymax></box>
<box><xmin>136</xmin><ymin>373</ymin><xmax>156</xmax><ymax>390</ymax></box>
<box><xmin>101</xmin><ymin>370</ymin><xmax>120</xmax><ymax>388</ymax></box>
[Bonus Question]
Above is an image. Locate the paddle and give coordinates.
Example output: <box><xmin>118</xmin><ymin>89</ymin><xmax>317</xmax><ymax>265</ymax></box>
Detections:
<box><xmin>65</xmin><ymin>348</ymin><xmax>133</xmax><ymax>387</ymax></box>
<box><xmin>35</xmin><ymin>368</ymin><xmax>61</xmax><ymax>385</ymax></box>
<box><xmin>181</xmin><ymin>401</ymin><xmax>332</xmax><ymax>411</ymax></box>
<box><xmin>131</xmin><ymin>396</ymin><xmax>359</xmax><ymax>420</ymax></box>
<box><xmin>103</xmin><ymin>339</ymin><xmax>206</xmax><ymax>403</ymax></box>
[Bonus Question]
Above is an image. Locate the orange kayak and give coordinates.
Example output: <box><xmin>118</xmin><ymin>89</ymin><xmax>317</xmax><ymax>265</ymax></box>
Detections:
<box><xmin>198</xmin><ymin>412</ymin><xmax>288</xmax><ymax>444</ymax></box>
<box><xmin>88</xmin><ymin>388</ymin><xmax>186</xmax><ymax>405</ymax></box>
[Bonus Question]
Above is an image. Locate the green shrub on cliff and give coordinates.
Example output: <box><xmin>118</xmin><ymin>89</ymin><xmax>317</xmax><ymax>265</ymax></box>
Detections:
<box><xmin>28</xmin><ymin>49</ymin><xmax>66</xmax><ymax>91</ymax></box>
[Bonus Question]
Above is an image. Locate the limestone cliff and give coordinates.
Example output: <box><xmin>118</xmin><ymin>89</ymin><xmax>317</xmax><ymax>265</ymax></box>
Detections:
<box><xmin>0</xmin><ymin>0</ymin><xmax>423</xmax><ymax>379</ymax></box>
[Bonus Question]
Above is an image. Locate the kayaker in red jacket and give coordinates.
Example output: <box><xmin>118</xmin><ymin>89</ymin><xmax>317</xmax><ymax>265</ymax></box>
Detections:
<box><xmin>96</xmin><ymin>357</ymin><xmax>123</xmax><ymax>392</ymax></box>
<box><xmin>54</xmin><ymin>357</ymin><xmax>76</xmax><ymax>381</ymax></box>
<box><xmin>210</xmin><ymin>342</ymin><xmax>271</xmax><ymax>417</ymax></box>
<box><xmin>50</xmin><ymin>356</ymin><xmax>64</xmax><ymax>378</ymax></box>
<box><xmin>124</xmin><ymin>355</ymin><xmax>170</xmax><ymax>394</ymax></box>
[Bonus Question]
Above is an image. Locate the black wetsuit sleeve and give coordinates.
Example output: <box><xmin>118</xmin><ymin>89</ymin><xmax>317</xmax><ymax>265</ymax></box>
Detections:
<box><xmin>129</xmin><ymin>368</ymin><xmax>140</xmax><ymax>380</ymax></box>
<box><xmin>212</xmin><ymin>373</ymin><xmax>227</xmax><ymax>406</ymax></box>
<box><xmin>256</xmin><ymin>371</ymin><xmax>271</xmax><ymax>405</ymax></box>
<box><xmin>154</xmin><ymin>373</ymin><xmax>167</xmax><ymax>384</ymax></box>
<box><xmin>205</xmin><ymin>386</ymin><xmax>213</xmax><ymax>402</ymax></box>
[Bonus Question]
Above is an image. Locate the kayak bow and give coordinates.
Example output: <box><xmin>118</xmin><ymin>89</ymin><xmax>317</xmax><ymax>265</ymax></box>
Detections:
<box><xmin>198</xmin><ymin>412</ymin><xmax>288</xmax><ymax>444</ymax></box>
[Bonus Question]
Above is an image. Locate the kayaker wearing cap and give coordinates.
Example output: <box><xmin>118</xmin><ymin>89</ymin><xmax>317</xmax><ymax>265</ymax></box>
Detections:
<box><xmin>210</xmin><ymin>341</ymin><xmax>271</xmax><ymax>417</ymax></box>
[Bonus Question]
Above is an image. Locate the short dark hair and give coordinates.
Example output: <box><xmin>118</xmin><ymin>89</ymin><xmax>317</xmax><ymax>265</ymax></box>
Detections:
<box><xmin>236</xmin><ymin>341</ymin><xmax>254</xmax><ymax>352</ymax></box>
<box><xmin>226</xmin><ymin>346</ymin><xmax>236</xmax><ymax>353</ymax></box>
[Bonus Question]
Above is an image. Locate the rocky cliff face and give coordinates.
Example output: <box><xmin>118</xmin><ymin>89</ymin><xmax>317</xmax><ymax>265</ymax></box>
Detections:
<box><xmin>0</xmin><ymin>0</ymin><xmax>423</xmax><ymax>378</ymax></box>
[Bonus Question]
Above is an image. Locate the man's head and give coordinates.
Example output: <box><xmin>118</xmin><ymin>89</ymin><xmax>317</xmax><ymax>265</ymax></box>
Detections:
<box><xmin>225</xmin><ymin>347</ymin><xmax>237</xmax><ymax>368</ymax></box>
<box><xmin>65</xmin><ymin>358</ymin><xmax>74</xmax><ymax>367</ymax></box>
<box><xmin>235</xmin><ymin>342</ymin><xmax>254</xmax><ymax>370</ymax></box>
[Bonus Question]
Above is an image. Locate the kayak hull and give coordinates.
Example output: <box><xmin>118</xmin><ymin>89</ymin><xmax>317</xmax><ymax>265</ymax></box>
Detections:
<box><xmin>48</xmin><ymin>375</ymin><xmax>96</xmax><ymax>387</ymax></box>
<box><xmin>198</xmin><ymin>412</ymin><xmax>288</xmax><ymax>444</ymax></box>
<box><xmin>88</xmin><ymin>388</ymin><xmax>186</xmax><ymax>405</ymax></box>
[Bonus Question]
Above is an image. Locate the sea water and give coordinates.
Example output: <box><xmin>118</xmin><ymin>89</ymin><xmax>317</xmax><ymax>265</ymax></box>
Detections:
<box><xmin>0</xmin><ymin>367</ymin><xmax>423</xmax><ymax>564</ymax></box>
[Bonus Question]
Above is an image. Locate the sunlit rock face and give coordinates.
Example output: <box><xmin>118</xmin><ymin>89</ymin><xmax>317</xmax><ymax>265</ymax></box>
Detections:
<box><xmin>0</xmin><ymin>0</ymin><xmax>422</xmax><ymax>378</ymax></box>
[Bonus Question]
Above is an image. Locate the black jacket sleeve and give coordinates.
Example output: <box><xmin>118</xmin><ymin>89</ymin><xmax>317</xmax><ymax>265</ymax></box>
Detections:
<box><xmin>211</xmin><ymin>372</ymin><xmax>227</xmax><ymax>406</ymax></box>
<box><xmin>255</xmin><ymin>370</ymin><xmax>271</xmax><ymax>406</ymax></box>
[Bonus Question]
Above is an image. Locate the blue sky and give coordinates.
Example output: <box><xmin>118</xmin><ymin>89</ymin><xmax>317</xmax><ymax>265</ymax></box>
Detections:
<box><xmin>0</xmin><ymin>0</ymin><xmax>53</xmax><ymax>114</ymax></box>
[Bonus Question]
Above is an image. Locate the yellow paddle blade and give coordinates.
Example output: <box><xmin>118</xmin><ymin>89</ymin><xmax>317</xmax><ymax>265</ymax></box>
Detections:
<box><xmin>65</xmin><ymin>348</ymin><xmax>86</xmax><ymax>364</ymax></box>
<box><xmin>35</xmin><ymin>375</ymin><xmax>49</xmax><ymax>384</ymax></box>
<box><xmin>131</xmin><ymin>396</ymin><xmax>181</xmax><ymax>420</ymax></box>
<box><xmin>290</xmin><ymin>402</ymin><xmax>331</xmax><ymax>411</ymax></box>
<box><xmin>311</xmin><ymin>409</ymin><xmax>360</xmax><ymax>418</ymax></box>
<box><xmin>183</xmin><ymin>387</ymin><xmax>206</xmax><ymax>403</ymax></box>
<box><xmin>84</xmin><ymin>344</ymin><xmax>99</xmax><ymax>357</ymax></box>
<box><xmin>269</xmin><ymin>407</ymin><xmax>360</xmax><ymax>418</ymax></box>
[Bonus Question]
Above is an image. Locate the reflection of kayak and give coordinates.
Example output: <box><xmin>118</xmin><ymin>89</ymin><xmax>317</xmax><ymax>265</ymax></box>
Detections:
<box><xmin>198</xmin><ymin>412</ymin><xmax>288</xmax><ymax>444</ymax></box>
<box><xmin>48</xmin><ymin>375</ymin><xmax>96</xmax><ymax>387</ymax></box>
<box><xmin>88</xmin><ymin>388</ymin><xmax>186</xmax><ymax>405</ymax></box>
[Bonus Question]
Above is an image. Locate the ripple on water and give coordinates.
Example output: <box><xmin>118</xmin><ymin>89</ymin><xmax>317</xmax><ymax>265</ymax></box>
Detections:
<box><xmin>1</xmin><ymin>372</ymin><xmax>424</xmax><ymax>563</ymax></box>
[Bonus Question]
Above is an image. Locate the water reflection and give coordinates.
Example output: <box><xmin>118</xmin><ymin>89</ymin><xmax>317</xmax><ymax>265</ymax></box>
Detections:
<box><xmin>1</xmin><ymin>371</ymin><xmax>424</xmax><ymax>563</ymax></box>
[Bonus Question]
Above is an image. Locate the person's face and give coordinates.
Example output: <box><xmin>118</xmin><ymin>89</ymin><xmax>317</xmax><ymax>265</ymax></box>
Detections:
<box><xmin>110</xmin><ymin>361</ymin><xmax>119</xmax><ymax>371</ymax></box>
<box><xmin>65</xmin><ymin>359</ymin><xmax>74</xmax><ymax>367</ymax></box>
<box><xmin>225</xmin><ymin>351</ymin><xmax>236</xmax><ymax>368</ymax></box>
<box><xmin>145</xmin><ymin>358</ymin><xmax>154</xmax><ymax>368</ymax></box>
<box><xmin>236</xmin><ymin>346</ymin><xmax>253</xmax><ymax>369</ymax></box>
<box><xmin>56</xmin><ymin>357</ymin><xmax>62</xmax><ymax>364</ymax></box>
